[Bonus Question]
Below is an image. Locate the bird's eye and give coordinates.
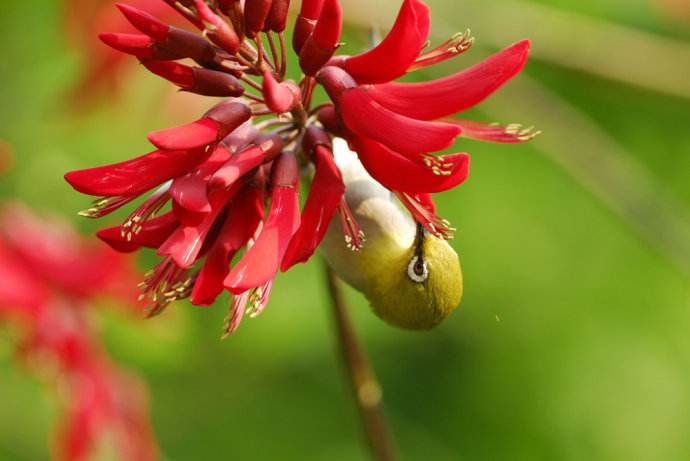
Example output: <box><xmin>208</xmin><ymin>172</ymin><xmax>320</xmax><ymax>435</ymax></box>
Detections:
<box><xmin>407</xmin><ymin>255</ymin><xmax>428</xmax><ymax>283</ymax></box>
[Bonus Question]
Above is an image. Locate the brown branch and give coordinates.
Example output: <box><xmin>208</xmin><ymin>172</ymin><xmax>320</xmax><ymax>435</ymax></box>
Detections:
<box><xmin>323</xmin><ymin>262</ymin><xmax>398</xmax><ymax>461</ymax></box>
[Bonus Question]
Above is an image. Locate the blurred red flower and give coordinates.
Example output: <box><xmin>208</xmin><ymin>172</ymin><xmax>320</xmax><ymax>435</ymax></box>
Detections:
<box><xmin>0</xmin><ymin>204</ymin><xmax>158</xmax><ymax>461</ymax></box>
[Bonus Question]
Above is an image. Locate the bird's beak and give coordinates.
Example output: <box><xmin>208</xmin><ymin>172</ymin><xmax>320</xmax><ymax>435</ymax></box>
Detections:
<box><xmin>413</xmin><ymin>222</ymin><xmax>426</xmax><ymax>257</ymax></box>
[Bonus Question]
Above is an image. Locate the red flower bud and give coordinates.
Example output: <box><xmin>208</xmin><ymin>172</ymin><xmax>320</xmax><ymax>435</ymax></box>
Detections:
<box><xmin>209</xmin><ymin>133</ymin><xmax>283</xmax><ymax>189</ymax></box>
<box><xmin>302</xmin><ymin>124</ymin><xmax>331</xmax><ymax>154</ymax></box>
<box><xmin>315</xmin><ymin>105</ymin><xmax>345</xmax><ymax>137</ymax></box>
<box><xmin>315</xmin><ymin>65</ymin><xmax>356</xmax><ymax>102</ymax></box>
<box><xmin>298</xmin><ymin>0</ymin><xmax>342</xmax><ymax>75</ymax></box>
<box><xmin>147</xmin><ymin>101</ymin><xmax>251</xmax><ymax>150</ymax></box>
<box><xmin>264</xmin><ymin>0</ymin><xmax>290</xmax><ymax>32</ymax></box>
<box><xmin>261</xmin><ymin>72</ymin><xmax>300</xmax><ymax>113</ymax></box>
<box><xmin>243</xmin><ymin>0</ymin><xmax>272</xmax><ymax>38</ymax></box>
<box><xmin>116</xmin><ymin>3</ymin><xmax>169</xmax><ymax>42</ymax></box>
<box><xmin>164</xmin><ymin>26</ymin><xmax>218</xmax><ymax>64</ymax></box>
<box><xmin>99</xmin><ymin>33</ymin><xmax>161</xmax><ymax>60</ymax></box>
<box><xmin>143</xmin><ymin>61</ymin><xmax>244</xmax><ymax>97</ymax></box>
<box><xmin>194</xmin><ymin>0</ymin><xmax>241</xmax><ymax>53</ymax></box>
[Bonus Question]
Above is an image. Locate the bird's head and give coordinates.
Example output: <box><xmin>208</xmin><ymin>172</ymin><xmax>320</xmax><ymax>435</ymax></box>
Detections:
<box><xmin>360</xmin><ymin>223</ymin><xmax>463</xmax><ymax>330</ymax></box>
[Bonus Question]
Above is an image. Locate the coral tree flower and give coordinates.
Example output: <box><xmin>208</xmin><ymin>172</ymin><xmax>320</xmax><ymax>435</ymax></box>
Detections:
<box><xmin>0</xmin><ymin>204</ymin><xmax>158</xmax><ymax>461</ymax></box>
<box><xmin>66</xmin><ymin>0</ymin><xmax>537</xmax><ymax>335</ymax></box>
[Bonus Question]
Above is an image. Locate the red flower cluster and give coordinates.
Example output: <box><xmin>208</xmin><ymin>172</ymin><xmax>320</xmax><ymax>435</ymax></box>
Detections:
<box><xmin>0</xmin><ymin>204</ymin><xmax>158</xmax><ymax>461</ymax></box>
<box><xmin>66</xmin><ymin>0</ymin><xmax>536</xmax><ymax>334</ymax></box>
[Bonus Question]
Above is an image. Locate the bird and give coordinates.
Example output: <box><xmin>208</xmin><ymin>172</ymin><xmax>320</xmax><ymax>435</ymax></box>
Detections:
<box><xmin>320</xmin><ymin>138</ymin><xmax>463</xmax><ymax>330</ymax></box>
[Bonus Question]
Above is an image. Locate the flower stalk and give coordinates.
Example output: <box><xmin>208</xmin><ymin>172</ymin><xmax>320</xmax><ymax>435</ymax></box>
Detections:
<box><xmin>324</xmin><ymin>263</ymin><xmax>398</xmax><ymax>461</ymax></box>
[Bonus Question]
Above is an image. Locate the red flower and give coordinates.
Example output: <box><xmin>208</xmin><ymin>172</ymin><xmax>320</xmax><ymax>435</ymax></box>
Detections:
<box><xmin>0</xmin><ymin>204</ymin><xmax>158</xmax><ymax>461</ymax></box>
<box><xmin>66</xmin><ymin>0</ymin><xmax>537</xmax><ymax>334</ymax></box>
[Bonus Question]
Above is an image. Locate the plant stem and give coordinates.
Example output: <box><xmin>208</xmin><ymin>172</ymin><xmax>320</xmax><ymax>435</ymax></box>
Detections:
<box><xmin>323</xmin><ymin>263</ymin><xmax>398</xmax><ymax>461</ymax></box>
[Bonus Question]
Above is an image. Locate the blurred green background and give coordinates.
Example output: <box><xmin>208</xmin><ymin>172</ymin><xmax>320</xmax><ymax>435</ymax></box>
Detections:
<box><xmin>1</xmin><ymin>0</ymin><xmax>690</xmax><ymax>460</ymax></box>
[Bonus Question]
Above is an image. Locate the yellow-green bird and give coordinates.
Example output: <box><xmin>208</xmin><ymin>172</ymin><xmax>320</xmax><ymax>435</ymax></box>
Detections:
<box><xmin>320</xmin><ymin>139</ymin><xmax>463</xmax><ymax>330</ymax></box>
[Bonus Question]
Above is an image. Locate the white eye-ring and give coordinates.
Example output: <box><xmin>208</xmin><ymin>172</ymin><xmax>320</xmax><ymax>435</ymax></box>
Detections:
<box><xmin>407</xmin><ymin>255</ymin><xmax>428</xmax><ymax>283</ymax></box>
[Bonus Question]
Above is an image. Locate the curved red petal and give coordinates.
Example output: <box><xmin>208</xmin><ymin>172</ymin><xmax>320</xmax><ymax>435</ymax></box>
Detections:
<box><xmin>208</xmin><ymin>145</ymin><xmax>266</xmax><ymax>190</ymax></box>
<box><xmin>168</xmin><ymin>145</ymin><xmax>230</xmax><ymax>213</ymax></box>
<box><xmin>97</xmin><ymin>212</ymin><xmax>179</xmax><ymax>253</ymax></box>
<box><xmin>116</xmin><ymin>3</ymin><xmax>169</xmax><ymax>42</ymax></box>
<box><xmin>169</xmin><ymin>174</ymin><xmax>210</xmax><ymax>213</ymax></box>
<box><xmin>340</xmin><ymin>87</ymin><xmax>461</xmax><ymax>156</ymax></box>
<box><xmin>190</xmin><ymin>185</ymin><xmax>263</xmax><ymax>305</ymax></box>
<box><xmin>147</xmin><ymin>117</ymin><xmax>219</xmax><ymax>151</ymax></box>
<box><xmin>157</xmin><ymin>185</ymin><xmax>238</xmax><ymax>268</ymax></box>
<box><xmin>343</xmin><ymin>0</ymin><xmax>429</xmax><ymax>84</ymax></box>
<box><xmin>65</xmin><ymin>149</ymin><xmax>206</xmax><ymax>197</ymax></box>
<box><xmin>368</xmin><ymin>40</ymin><xmax>530</xmax><ymax>120</ymax></box>
<box><xmin>225</xmin><ymin>186</ymin><xmax>300</xmax><ymax>293</ymax></box>
<box><xmin>262</xmin><ymin>72</ymin><xmax>298</xmax><ymax>113</ymax></box>
<box><xmin>281</xmin><ymin>146</ymin><xmax>344</xmax><ymax>271</ymax></box>
<box><xmin>351</xmin><ymin>137</ymin><xmax>470</xmax><ymax>193</ymax></box>
<box><xmin>298</xmin><ymin>0</ymin><xmax>342</xmax><ymax>75</ymax></box>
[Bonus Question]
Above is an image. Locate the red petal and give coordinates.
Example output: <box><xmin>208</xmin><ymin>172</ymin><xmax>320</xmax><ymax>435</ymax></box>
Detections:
<box><xmin>340</xmin><ymin>87</ymin><xmax>461</xmax><ymax>156</ymax></box>
<box><xmin>65</xmin><ymin>149</ymin><xmax>206</xmax><ymax>197</ymax></box>
<box><xmin>97</xmin><ymin>212</ymin><xmax>179</xmax><ymax>253</ymax></box>
<box><xmin>244</xmin><ymin>0</ymin><xmax>272</xmax><ymax>36</ymax></box>
<box><xmin>116</xmin><ymin>3</ymin><xmax>169</xmax><ymax>42</ymax></box>
<box><xmin>443</xmin><ymin>118</ymin><xmax>541</xmax><ymax>143</ymax></box>
<box><xmin>190</xmin><ymin>185</ymin><xmax>264</xmax><ymax>305</ymax></box>
<box><xmin>169</xmin><ymin>145</ymin><xmax>230</xmax><ymax>213</ymax></box>
<box><xmin>190</xmin><ymin>245</ymin><xmax>237</xmax><ymax>306</ymax></box>
<box><xmin>413</xmin><ymin>192</ymin><xmax>436</xmax><ymax>213</ymax></box>
<box><xmin>194</xmin><ymin>0</ymin><xmax>241</xmax><ymax>51</ymax></box>
<box><xmin>350</xmin><ymin>137</ymin><xmax>470</xmax><ymax>193</ymax></box>
<box><xmin>343</xmin><ymin>0</ymin><xmax>429</xmax><ymax>84</ymax></box>
<box><xmin>281</xmin><ymin>145</ymin><xmax>344</xmax><ymax>270</ymax></box>
<box><xmin>264</xmin><ymin>0</ymin><xmax>290</xmax><ymax>32</ymax></box>
<box><xmin>148</xmin><ymin>101</ymin><xmax>250</xmax><ymax>150</ymax></box>
<box><xmin>0</xmin><ymin>241</ymin><xmax>49</xmax><ymax>313</ymax></box>
<box><xmin>147</xmin><ymin>117</ymin><xmax>219</xmax><ymax>151</ymax></box>
<box><xmin>311</xmin><ymin>0</ymin><xmax>342</xmax><ymax>50</ymax></box>
<box><xmin>99</xmin><ymin>32</ymin><xmax>154</xmax><ymax>59</ymax></box>
<box><xmin>298</xmin><ymin>0</ymin><xmax>342</xmax><ymax>75</ymax></box>
<box><xmin>300</xmin><ymin>0</ymin><xmax>325</xmax><ymax>18</ymax></box>
<box><xmin>367</xmin><ymin>40</ymin><xmax>530</xmax><ymax>120</ymax></box>
<box><xmin>143</xmin><ymin>60</ymin><xmax>194</xmax><ymax>88</ymax></box>
<box><xmin>262</xmin><ymin>72</ymin><xmax>299</xmax><ymax>113</ymax></box>
<box><xmin>224</xmin><ymin>185</ymin><xmax>300</xmax><ymax>293</ymax></box>
<box><xmin>208</xmin><ymin>145</ymin><xmax>266</xmax><ymax>190</ymax></box>
<box><xmin>157</xmin><ymin>185</ymin><xmax>239</xmax><ymax>268</ymax></box>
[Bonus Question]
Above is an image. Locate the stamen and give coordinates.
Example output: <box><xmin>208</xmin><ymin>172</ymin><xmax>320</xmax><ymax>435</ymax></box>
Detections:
<box><xmin>120</xmin><ymin>182</ymin><xmax>172</xmax><ymax>241</ymax></box>
<box><xmin>221</xmin><ymin>291</ymin><xmax>249</xmax><ymax>339</ymax></box>
<box><xmin>444</xmin><ymin>119</ymin><xmax>542</xmax><ymax>143</ymax></box>
<box><xmin>395</xmin><ymin>192</ymin><xmax>455</xmax><ymax>240</ymax></box>
<box><xmin>78</xmin><ymin>195</ymin><xmax>137</xmax><ymax>218</ymax></box>
<box><xmin>408</xmin><ymin>29</ymin><xmax>474</xmax><ymax>71</ymax></box>
<box><xmin>247</xmin><ymin>279</ymin><xmax>273</xmax><ymax>318</ymax></box>
<box><xmin>138</xmin><ymin>257</ymin><xmax>192</xmax><ymax>317</ymax></box>
<box><xmin>420</xmin><ymin>154</ymin><xmax>454</xmax><ymax>176</ymax></box>
<box><xmin>336</xmin><ymin>198</ymin><xmax>365</xmax><ymax>251</ymax></box>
